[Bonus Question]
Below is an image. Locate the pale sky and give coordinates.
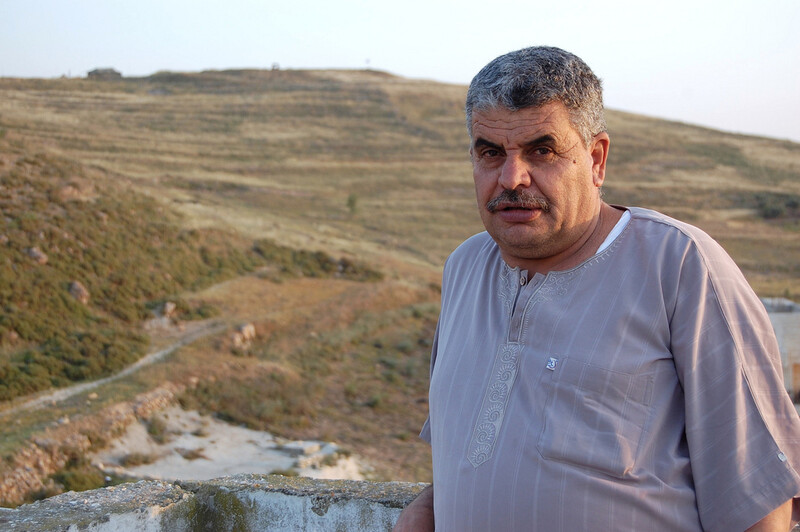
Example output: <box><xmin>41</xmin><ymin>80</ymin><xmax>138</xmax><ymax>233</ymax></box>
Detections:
<box><xmin>2</xmin><ymin>0</ymin><xmax>799</xmax><ymax>142</ymax></box>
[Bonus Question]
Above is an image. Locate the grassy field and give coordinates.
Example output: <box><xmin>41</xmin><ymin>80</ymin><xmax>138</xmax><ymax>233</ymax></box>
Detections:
<box><xmin>2</xmin><ymin>70</ymin><xmax>797</xmax><ymax>290</ymax></box>
<box><xmin>0</xmin><ymin>68</ymin><xmax>799</xmax><ymax>501</ymax></box>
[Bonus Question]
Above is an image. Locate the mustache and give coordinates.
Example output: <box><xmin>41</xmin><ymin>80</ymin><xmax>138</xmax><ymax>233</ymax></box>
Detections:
<box><xmin>486</xmin><ymin>189</ymin><xmax>551</xmax><ymax>213</ymax></box>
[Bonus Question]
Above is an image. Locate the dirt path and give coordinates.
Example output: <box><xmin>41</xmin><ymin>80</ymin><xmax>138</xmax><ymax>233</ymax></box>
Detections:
<box><xmin>0</xmin><ymin>275</ymin><xmax>369</xmax><ymax>420</ymax></box>
<box><xmin>0</xmin><ymin>320</ymin><xmax>227</xmax><ymax>418</ymax></box>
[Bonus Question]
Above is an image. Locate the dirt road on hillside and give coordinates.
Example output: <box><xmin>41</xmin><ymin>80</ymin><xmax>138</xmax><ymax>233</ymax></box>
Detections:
<box><xmin>0</xmin><ymin>320</ymin><xmax>227</xmax><ymax>418</ymax></box>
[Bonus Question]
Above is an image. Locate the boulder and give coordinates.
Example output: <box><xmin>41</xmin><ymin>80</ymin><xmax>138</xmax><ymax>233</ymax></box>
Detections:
<box><xmin>68</xmin><ymin>281</ymin><xmax>90</xmax><ymax>305</ymax></box>
<box><xmin>239</xmin><ymin>323</ymin><xmax>256</xmax><ymax>342</ymax></box>
<box><xmin>56</xmin><ymin>185</ymin><xmax>80</xmax><ymax>201</ymax></box>
<box><xmin>25</xmin><ymin>247</ymin><xmax>48</xmax><ymax>265</ymax></box>
<box><xmin>232</xmin><ymin>323</ymin><xmax>257</xmax><ymax>350</ymax></box>
<box><xmin>162</xmin><ymin>301</ymin><xmax>177</xmax><ymax>318</ymax></box>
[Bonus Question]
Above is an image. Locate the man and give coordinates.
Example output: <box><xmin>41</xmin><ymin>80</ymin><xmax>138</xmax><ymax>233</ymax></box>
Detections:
<box><xmin>394</xmin><ymin>46</ymin><xmax>800</xmax><ymax>531</ymax></box>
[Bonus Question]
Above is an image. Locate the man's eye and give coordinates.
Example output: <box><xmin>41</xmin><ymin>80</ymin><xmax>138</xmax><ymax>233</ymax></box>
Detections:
<box><xmin>533</xmin><ymin>147</ymin><xmax>553</xmax><ymax>156</ymax></box>
<box><xmin>481</xmin><ymin>149</ymin><xmax>501</xmax><ymax>158</ymax></box>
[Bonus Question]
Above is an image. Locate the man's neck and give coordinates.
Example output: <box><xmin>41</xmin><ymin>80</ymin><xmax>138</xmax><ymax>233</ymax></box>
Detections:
<box><xmin>508</xmin><ymin>202</ymin><xmax>624</xmax><ymax>277</ymax></box>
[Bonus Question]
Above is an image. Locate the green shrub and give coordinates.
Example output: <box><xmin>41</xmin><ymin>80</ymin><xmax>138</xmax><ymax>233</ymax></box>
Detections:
<box><xmin>50</xmin><ymin>460</ymin><xmax>105</xmax><ymax>493</ymax></box>
<box><xmin>754</xmin><ymin>192</ymin><xmax>800</xmax><ymax>220</ymax></box>
<box><xmin>119</xmin><ymin>452</ymin><xmax>155</xmax><ymax>467</ymax></box>
<box><xmin>147</xmin><ymin>416</ymin><xmax>170</xmax><ymax>444</ymax></box>
<box><xmin>252</xmin><ymin>239</ymin><xmax>382</xmax><ymax>281</ymax></box>
<box><xmin>347</xmin><ymin>193</ymin><xmax>358</xmax><ymax>214</ymax></box>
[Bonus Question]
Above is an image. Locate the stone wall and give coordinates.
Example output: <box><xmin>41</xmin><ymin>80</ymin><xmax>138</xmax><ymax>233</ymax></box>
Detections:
<box><xmin>0</xmin><ymin>475</ymin><xmax>427</xmax><ymax>531</ymax></box>
<box><xmin>0</xmin><ymin>384</ymin><xmax>183</xmax><ymax>507</ymax></box>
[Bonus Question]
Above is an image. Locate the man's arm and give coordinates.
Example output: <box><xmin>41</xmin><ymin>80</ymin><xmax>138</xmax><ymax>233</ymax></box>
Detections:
<box><xmin>745</xmin><ymin>499</ymin><xmax>793</xmax><ymax>531</ymax></box>
<box><xmin>392</xmin><ymin>484</ymin><xmax>434</xmax><ymax>532</ymax></box>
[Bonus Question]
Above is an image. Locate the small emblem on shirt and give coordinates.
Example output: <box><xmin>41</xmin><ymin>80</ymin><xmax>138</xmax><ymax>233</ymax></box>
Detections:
<box><xmin>546</xmin><ymin>357</ymin><xmax>559</xmax><ymax>371</ymax></box>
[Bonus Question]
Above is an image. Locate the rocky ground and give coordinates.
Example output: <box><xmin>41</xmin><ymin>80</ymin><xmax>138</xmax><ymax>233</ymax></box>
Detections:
<box><xmin>91</xmin><ymin>405</ymin><xmax>367</xmax><ymax>482</ymax></box>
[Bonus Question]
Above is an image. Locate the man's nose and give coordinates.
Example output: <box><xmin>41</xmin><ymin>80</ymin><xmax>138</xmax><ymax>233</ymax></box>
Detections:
<box><xmin>498</xmin><ymin>155</ymin><xmax>532</xmax><ymax>190</ymax></box>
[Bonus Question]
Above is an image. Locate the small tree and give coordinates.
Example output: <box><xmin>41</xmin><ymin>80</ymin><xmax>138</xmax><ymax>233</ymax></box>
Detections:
<box><xmin>347</xmin><ymin>193</ymin><xmax>359</xmax><ymax>214</ymax></box>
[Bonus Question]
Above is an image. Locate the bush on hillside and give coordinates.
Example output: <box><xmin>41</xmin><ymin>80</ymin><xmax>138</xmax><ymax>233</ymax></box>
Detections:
<box><xmin>252</xmin><ymin>239</ymin><xmax>382</xmax><ymax>282</ymax></box>
<box><xmin>754</xmin><ymin>192</ymin><xmax>800</xmax><ymax>220</ymax></box>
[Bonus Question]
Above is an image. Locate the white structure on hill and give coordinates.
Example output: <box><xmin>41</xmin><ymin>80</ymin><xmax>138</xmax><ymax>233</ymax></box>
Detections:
<box><xmin>763</xmin><ymin>298</ymin><xmax>800</xmax><ymax>400</ymax></box>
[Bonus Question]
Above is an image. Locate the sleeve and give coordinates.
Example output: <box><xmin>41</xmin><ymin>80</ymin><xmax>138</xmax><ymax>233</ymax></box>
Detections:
<box><xmin>420</xmin><ymin>251</ymin><xmax>456</xmax><ymax>445</ymax></box>
<box><xmin>669</xmin><ymin>233</ymin><xmax>800</xmax><ymax>531</ymax></box>
<box><xmin>419</xmin><ymin>320</ymin><xmax>439</xmax><ymax>444</ymax></box>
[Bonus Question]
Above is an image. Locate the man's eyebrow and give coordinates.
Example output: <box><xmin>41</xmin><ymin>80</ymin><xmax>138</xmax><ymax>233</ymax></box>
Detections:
<box><xmin>473</xmin><ymin>134</ymin><xmax>558</xmax><ymax>151</ymax></box>
<box><xmin>522</xmin><ymin>134</ymin><xmax>557</xmax><ymax>148</ymax></box>
<box><xmin>473</xmin><ymin>138</ymin><xmax>502</xmax><ymax>151</ymax></box>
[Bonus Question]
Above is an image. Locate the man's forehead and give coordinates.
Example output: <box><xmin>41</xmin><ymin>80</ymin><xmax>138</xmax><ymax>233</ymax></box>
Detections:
<box><xmin>470</xmin><ymin>102</ymin><xmax>573</xmax><ymax>144</ymax></box>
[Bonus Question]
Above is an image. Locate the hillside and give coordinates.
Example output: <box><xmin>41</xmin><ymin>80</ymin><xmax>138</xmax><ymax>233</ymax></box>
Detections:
<box><xmin>2</xmin><ymin>70</ymin><xmax>798</xmax><ymax>292</ymax></box>
<box><xmin>0</xmin><ymin>68</ymin><xmax>799</xmax><ymax>504</ymax></box>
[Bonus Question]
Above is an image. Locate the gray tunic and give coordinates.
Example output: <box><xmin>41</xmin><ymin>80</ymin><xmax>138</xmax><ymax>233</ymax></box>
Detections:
<box><xmin>422</xmin><ymin>207</ymin><xmax>800</xmax><ymax>531</ymax></box>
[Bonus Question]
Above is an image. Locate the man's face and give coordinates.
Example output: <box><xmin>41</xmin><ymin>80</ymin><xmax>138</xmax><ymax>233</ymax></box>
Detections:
<box><xmin>470</xmin><ymin>101</ymin><xmax>609</xmax><ymax>269</ymax></box>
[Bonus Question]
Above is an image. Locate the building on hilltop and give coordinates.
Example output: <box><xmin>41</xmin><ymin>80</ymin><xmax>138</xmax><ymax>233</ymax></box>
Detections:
<box><xmin>87</xmin><ymin>68</ymin><xmax>122</xmax><ymax>80</ymax></box>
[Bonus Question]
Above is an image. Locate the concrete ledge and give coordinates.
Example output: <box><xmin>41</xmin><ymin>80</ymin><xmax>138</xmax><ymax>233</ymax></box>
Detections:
<box><xmin>0</xmin><ymin>480</ymin><xmax>194</xmax><ymax>531</ymax></box>
<box><xmin>0</xmin><ymin>475</ymin><xmax>428</xmax><ymax>531</ymax></box>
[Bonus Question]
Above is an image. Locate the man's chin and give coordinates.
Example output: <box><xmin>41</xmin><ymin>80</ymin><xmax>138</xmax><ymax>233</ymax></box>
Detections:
<box><xmin>493</xmin><ymin>208</ymin><xmax>543</xmax><ymax>224</ymax></box>
<box><xmin>486</xmin><ymin>226</ymin><xmax>550</xmax><ymax>253</ymax></box>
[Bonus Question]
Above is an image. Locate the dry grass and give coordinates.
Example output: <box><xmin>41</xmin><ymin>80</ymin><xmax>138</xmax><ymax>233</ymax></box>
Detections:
<box><xmin>153</xmin><ymin>276</ymin><xmax>437</xmax><ymax>481</ymax></box>
<box><xmin>2</xmin><ymin>71</ymin><xmax>797</xmax><ymax>292</ymax></box>
<box><xmin>1</xmin><ymin>68</ymin><xmax>799</xmax><ymax>494</ymax></box>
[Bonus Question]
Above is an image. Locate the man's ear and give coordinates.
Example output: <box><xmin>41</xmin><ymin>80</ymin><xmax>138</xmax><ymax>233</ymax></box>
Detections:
<box><xmin>590</xmin><ymin>132</ymin><xmax>610</xmax><ymax>187</ymax></box>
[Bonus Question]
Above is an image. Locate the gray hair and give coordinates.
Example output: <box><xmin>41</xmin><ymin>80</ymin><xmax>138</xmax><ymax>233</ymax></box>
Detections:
<box><xmin>466</xmin><ymin>46</ymin><xmax>606</xmax><ymax>145</ymax></box>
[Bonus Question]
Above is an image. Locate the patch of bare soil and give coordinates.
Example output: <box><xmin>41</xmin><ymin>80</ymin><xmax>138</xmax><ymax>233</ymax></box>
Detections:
<box><xmin>92</xmin><ymin>405</ymin><xmax>367</xmax><ymax>482</ymax></box>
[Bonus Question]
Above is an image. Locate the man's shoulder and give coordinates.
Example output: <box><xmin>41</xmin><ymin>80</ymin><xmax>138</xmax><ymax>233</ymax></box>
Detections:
<box><xmin>442</xmin><ymin>231</ymin><xmax>499</xmax><ymax>281</ymax></box>
<box><xmin>625</xmin><ymin>206</ymin><xmax>740</xmax><ymax>272</ymax></box>
<box><xmin>627</xmin><ymin>206</ymin><xmax>717</xmax><ymax>245</ymax></box>
<box><xmin>627</xmin><ymin>206</ymin><xmax>692</xmax><ymax>230</ymax></box>
<box><xmin>449</xmin><ymin>231</ymin><xmax>496</xmax><ymax>261</ymax></box>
